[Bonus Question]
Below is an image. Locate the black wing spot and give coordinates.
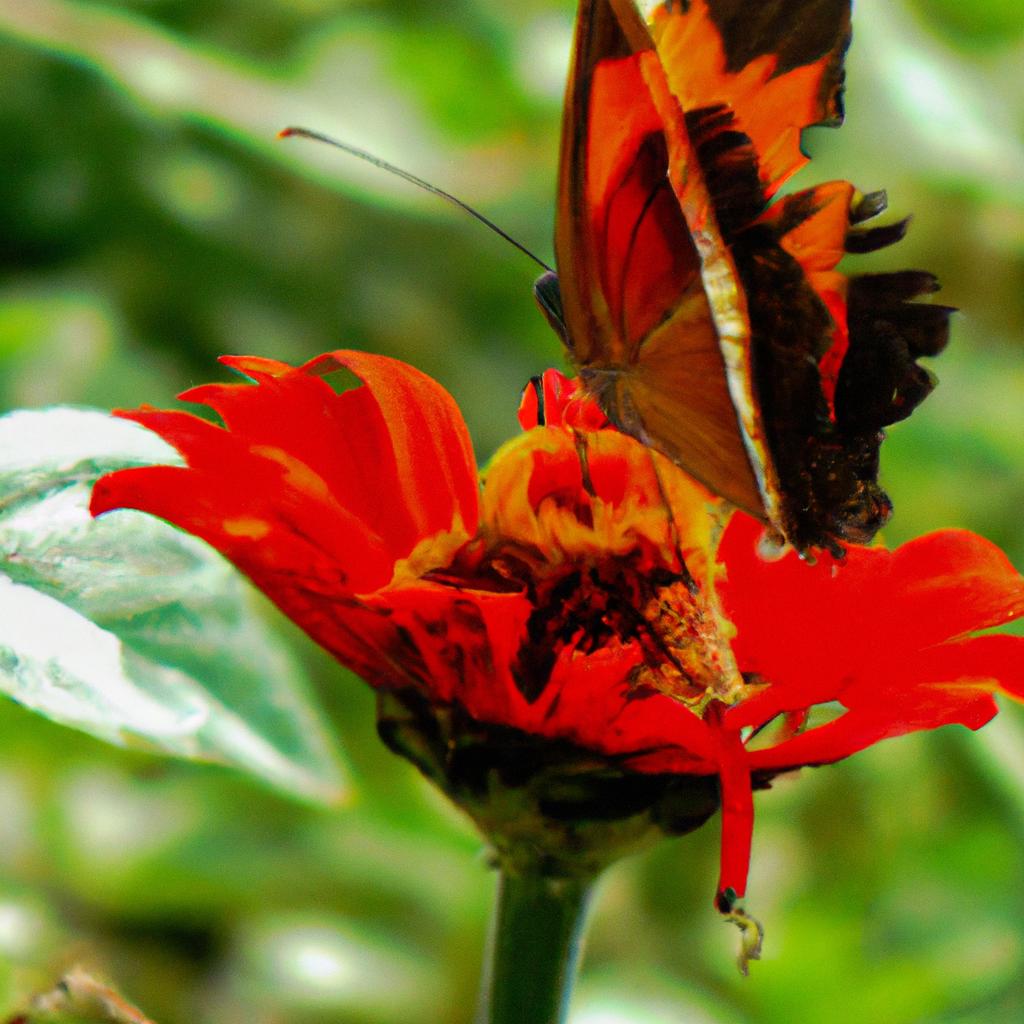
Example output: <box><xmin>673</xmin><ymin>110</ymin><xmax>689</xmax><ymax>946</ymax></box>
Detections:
<box><xmin>685</xmin><ymin>105</ymin><xmax>765</xmax><ymax>240</ymax></box>
<box><xmin>845</xmin><ymin>217</ymin><xmax>910</xmax><ymax>254</ymax></box>
<box><xmin>850</xmin><ymin>189</ymin><xmax>888</xmax><ymax>224</ymax></box>
<box><xmin>704</xmin><ymin>0</ymin><xmax>851</xmax><ymax>78</ymax></box>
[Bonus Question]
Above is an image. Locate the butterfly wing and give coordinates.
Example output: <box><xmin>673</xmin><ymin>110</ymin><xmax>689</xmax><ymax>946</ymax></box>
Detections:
<box><xmin>647</xmin><ymin>0</ymin><xmax>950</xmax><ymax>550</ymax></box>
<box><xmin>553</xmin><ymin>0</ymin><xmax>950</xmax><ymax>552</ymax></box>
<box><xmin>554</xmin><ymin>0</ymin><xmax>765</xmax><ymax>517</ymax></box>
<box><xmin>646</xmin><ymin>0</ymin><xmax>851</xmax><ymax>200</ymax></box>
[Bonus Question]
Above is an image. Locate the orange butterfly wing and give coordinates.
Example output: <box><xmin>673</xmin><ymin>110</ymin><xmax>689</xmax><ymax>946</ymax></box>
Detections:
<box><xmin>647</xmin><ymin>0</ymin><xmax>850</xmax><ymax>198</ymax></box>
<box><xmin>553</xmin><ymin>0</ymin><xmax>765</xmax><ymax>517</ymax></box>
<box><xmin>551</xmin><ymin>0</ymin><xmax>950</xmax><ymax>553</ymax></box>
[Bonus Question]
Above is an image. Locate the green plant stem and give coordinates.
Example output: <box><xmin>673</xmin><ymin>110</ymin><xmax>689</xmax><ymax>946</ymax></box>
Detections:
<box><xmin>476</xmin><ymin>870</ymin><xmax>596</xmax><ymax>1024</ymax></box>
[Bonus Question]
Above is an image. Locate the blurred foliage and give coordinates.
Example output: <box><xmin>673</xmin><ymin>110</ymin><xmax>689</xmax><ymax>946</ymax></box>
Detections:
<box><xmin>0</xmin><ymin>0</ymin><xmax>1022</xmax><ymax>1022</ymax></box>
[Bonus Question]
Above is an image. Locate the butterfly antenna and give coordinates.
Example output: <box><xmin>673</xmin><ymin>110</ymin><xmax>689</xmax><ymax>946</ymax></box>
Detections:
<box><xmin>279</xmin><ymin>126</ymin><xmax>554</xmax><ymax>274</ymax></box>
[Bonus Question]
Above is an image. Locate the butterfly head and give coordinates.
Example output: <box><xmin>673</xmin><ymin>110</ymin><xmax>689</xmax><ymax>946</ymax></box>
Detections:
<box><xmin>533</xmin><ymin>271</ymin><xmax>569</xmax><ymax>350</ymax></box>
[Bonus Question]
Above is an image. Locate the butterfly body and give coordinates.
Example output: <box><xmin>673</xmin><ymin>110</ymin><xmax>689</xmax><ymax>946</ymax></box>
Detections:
<box><xmin>546</xmin><ymin>0</ymin><xmax>950</xmax><ymax>554</ymax></box>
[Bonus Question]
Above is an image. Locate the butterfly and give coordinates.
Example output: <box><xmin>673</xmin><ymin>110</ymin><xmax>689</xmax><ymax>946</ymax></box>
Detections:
<box><xmin>533</xmin><ymin>0</ymin><xmax>952</xmax><ymax>555</ymax></box>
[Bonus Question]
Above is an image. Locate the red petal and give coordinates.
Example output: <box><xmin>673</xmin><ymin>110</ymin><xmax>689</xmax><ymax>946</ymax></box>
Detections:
<box><xmin>371</xmin><ymin>582</ymin><xmax>719</xmax><ymax>771</ymax></box>
<box><xmin>534</xmin><ymin>646</ymin><xmax>717</xmax><ymax>770</ymax></box>
<box><xmin>747</xmin><ymin>635</ymin><xmax>1024</xmax><ymax>771</ymax></box>
<box><xmin>746</xmin><ymin>693</ymin><xmax>995</xmax><ymax>772</ymax></box>
<box><xmin>517</xmin><ymin>378</ymin><xmax>541</xmax><ymax>431</ymax></box>
<box><xmin>719</xmin><ymin>517</ymin><xmax>1024</xmax><ymax>720</ymax></box>
<box><xmin>704</xmin><ymin>707</ymin><xmax>754</xmax><ymax>904</ymax></box>
<box><xmin>306</xmin><ymin>351</ymin><xmax>479</xmax><ymax>544</ymax></box>
<box><xmin>90</xmin><ymin>461</ymin><xmax>394</xmax><ymax>594</ymax></box>
<box><xmin>516</xmin><ymin>370</ymin><xmax>609</xmax><ymax>431</ymax></box>
<box><xmin>878</xmin><ymin>530</ymin><xmax>1024</xmax><ymax>642</ymax></box>
<box><xmin>180</xmin><ymin>357</ymin><xmax>426</xmax><ymax>559</ymax></box>
<box><xmin>846</xmin><ymin>633</ymin><xmax>1024</xmax><ymax>716</ymax></box>
<box><xmin>92</xmin><ymin>352</ymin><xmax>479</xmax><ymax>602</ymax></box>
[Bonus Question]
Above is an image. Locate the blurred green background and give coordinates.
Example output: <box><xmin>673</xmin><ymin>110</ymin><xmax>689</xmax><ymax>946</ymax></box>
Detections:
<box><xmin>1</xmin><ymin>0</ymin><xmax>1023</xmax><ymax>1021</ymax></box>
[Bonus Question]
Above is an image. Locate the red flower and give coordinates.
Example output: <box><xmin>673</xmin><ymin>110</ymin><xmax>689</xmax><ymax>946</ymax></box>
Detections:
<box><xmin>91</xmin><ymin>354</ymin><xmax>1024</xmax><ymax>968</ymax></box>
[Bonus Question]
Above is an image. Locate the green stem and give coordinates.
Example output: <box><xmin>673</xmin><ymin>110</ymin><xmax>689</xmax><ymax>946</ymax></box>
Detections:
<box><xmin>476</xmin><ymin>870</ymin><xmax>596</xmax><ymax>1024</ymax></box>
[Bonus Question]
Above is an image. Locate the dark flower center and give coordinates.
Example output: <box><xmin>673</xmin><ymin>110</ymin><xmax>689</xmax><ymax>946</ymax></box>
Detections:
<box><xmin>504</xmin><ymin>556</ymin><xmax>710</xmax><ymax>705</ymax></box>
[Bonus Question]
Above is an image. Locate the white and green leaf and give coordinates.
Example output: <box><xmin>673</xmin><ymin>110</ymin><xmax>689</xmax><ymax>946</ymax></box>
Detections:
<box><xmin>0</xmin><ymin>407</ymin><xmax>349</xmax><ymax>806</ymax></box>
